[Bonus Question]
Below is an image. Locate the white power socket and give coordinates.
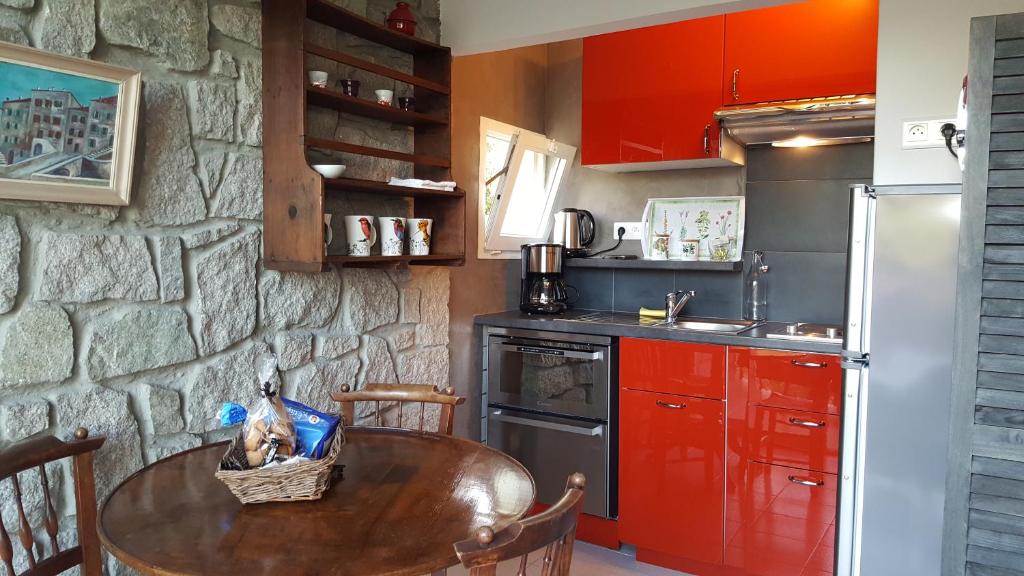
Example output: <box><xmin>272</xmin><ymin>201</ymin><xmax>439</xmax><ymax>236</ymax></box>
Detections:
<box><xmin>902</xmin><ymin>118</ymin><xmax>956</xmax><ymax>149</ymax></box>
<box><xmin>612</xmin><ymin>222</ymin><xmax>644</xmax><ymax>240</ymax></box>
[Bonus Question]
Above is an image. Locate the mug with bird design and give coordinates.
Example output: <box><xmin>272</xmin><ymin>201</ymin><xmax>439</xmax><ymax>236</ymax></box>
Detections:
<box><xmin>408</xmin><ymin>218</ymin><xmax>432</xmax><ymax>256</ymax></box>
<box><xmin>379</xmin><ymin>216</ymin><xmax>406</xmax><ymax>256</ymax></box>
<box><xmin>343</xmin><ymin>215</ymin><xmax>377</xmax><ymax>256</ymax></box>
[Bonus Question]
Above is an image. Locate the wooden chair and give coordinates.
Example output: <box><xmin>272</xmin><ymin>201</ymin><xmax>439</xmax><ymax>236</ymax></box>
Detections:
<box><xmin>332</xmin><ymin>383</ymin><xmax>466</xmax><ymax>435</ymax></box>
<box><xmin>454</xmin><ymin>473</ymin><xmax>586</xmax><ymax>576</ymax></box>
<box><xmin>0</xmin><ymin>428</ymin><xmax>106</xmax><ymax>576</ymax></box>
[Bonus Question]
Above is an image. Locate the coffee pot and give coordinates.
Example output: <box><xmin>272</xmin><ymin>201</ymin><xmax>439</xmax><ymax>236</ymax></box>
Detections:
<box><xmin>519</xmin><ymin>243</ymin><xmax>576</xmax><ymax>314</ymax></box>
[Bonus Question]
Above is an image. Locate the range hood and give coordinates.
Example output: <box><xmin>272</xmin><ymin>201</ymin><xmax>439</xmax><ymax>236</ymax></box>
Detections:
<box><xmin>715</xmin><ymin>95</ymin><xmax>875</xmax><ymax>147</ymax></box>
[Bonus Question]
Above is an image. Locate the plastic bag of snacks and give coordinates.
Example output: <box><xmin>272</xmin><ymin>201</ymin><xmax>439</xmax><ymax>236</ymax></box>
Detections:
<box><xmin>282</xmin><ymin>398</ymin><xmax>341</xmax><ymax>459</ymax></box>
<box><xmin>240</xmin><ymin>354</ymin><xmax>298</xmax><ymax>468</ymax></box>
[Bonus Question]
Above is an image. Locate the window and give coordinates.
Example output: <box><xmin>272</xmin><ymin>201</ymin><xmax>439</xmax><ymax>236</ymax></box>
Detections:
<box><xmin>88</xmin><ymin>138</ymin><xmax>95</xmax><ymax>147</ymax></box>
<box><xmin>54</xmin><ymin>101</ymin><xmax>62</xmax><ymax>108</ymax></box>
<box><xmin>101</xmin><ymin>126</ymin><xmax>108</xmax><ymax>136</ymax></box>
<box><xmin>52</xmin><ymin>117</ymin><xmax>60</xmax><ymax>126</ymax></box>
<box><xmin>32</xmin><ymin>114</ymin><xmax>40</xmax><ymax>123</ymax></box>
<box><xmin>44</xmin><ymin>99</ymin><xmax>51</xmax><ymax>107</ymax></box>
<box><xmin>478</xmin><ymin>117</ymin><xmax>576</xmax><ymax>256</ymax></box>
<box><xmin>92</xmin><ymin>111</ymin><xmax>98</xmax><ymax>119</ymax></box>
<box><xmin>34</xmin><ymin>99</ymin><xmax>41</xmax><ymax>106</ymax></box>
<box><xmin>36</xmin><ymin>129</ymin><xmax>42</xmax><ymax>138</ymax></box>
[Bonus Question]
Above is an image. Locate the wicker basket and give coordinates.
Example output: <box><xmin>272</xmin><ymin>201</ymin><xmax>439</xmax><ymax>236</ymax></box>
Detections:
<box><xmin>215</xmin><ymin>423</ymin><xmax>345</xmax><ymax>504</ymax></box>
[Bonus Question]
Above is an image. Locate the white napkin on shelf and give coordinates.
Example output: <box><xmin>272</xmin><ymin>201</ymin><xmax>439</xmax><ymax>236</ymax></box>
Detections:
<box><xmin>388</xmin><ymin>177</ymin><xmax>457</xmax><ymax>191</ymax></box>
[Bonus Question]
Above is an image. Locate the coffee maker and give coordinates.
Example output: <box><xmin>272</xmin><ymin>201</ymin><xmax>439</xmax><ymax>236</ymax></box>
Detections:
<box><xmin>520</xmin><ymin>243</ymin><xmax>574</xmax><ymax>314</ymax></box>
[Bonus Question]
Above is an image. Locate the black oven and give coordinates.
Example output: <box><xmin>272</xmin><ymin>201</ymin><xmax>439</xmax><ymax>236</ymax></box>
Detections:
<box><xmin>485</xmin><ymin>327</ymin><xmax>616</xmax><ymax>519</ymax></box>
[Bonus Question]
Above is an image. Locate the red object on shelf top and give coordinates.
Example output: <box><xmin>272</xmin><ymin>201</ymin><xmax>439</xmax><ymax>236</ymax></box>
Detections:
<box><xmin>387</xmin><ymin>2</ymin><xmax>417</xmax><ymax>36</ymax></box>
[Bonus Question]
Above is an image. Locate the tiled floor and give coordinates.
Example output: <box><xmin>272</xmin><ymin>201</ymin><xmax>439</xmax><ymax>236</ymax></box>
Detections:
<box><xmin>447</xmin><ymin>542</ymin><xmax>691</xmax><ymax>575</ymax></box>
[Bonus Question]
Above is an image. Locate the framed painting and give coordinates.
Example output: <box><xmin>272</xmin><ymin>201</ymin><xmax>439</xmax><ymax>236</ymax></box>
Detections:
<box><xmin>0</xmin><ymin>41</ymin><xmax>141</xmax><ymax>205</ymax></box>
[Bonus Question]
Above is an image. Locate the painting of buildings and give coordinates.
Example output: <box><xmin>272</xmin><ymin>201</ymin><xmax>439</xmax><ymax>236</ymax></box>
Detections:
<box><xmin>0</xmin><ymin>61</ymin><xmax>119</xmax><ymax>186</ymax></box>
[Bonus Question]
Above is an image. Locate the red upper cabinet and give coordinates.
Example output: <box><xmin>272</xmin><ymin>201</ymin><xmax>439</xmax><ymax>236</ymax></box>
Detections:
<box><xmin>723</xmin><ymin>0</ymin><xmax>879</xmax><ymax>105</ymax></box>
<box><xmin>583</xmin><ymin>16</ymin><xmax>737</xmax><ymax>168</ymax></box>
<box><xmin>619</xmin><ymin>388</ymin><xmax>725</xmax><ymax>564</ymax></box>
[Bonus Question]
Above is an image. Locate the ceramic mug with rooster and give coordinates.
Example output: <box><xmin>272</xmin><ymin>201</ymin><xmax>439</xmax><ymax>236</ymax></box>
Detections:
<box><xmin>379</xmin><ymin>216</ymin><xmax>406</xmax><ymax>256</ymax></box>
<box><xmin>344</xmin><ymin>215</ymin><xmax>377</xmax><ymax>256</ymax></box>
<box><xmin>408</xmin><ymin>218</ymin><xmax>432</xmax><ymax>256</ymax></box>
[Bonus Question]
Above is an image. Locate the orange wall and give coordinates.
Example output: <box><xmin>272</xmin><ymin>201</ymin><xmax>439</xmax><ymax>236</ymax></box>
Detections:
<box><xmin>449</xmin><ymin>45</ymin><xmax>548</xmax><ymax>438</ymax></box>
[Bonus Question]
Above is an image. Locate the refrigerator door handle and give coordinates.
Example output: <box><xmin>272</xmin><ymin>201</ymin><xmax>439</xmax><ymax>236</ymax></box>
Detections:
<box><xmin>844</xmin><ymin>184</ymin><xmax>876</xmax><ymax>357</ymax></box>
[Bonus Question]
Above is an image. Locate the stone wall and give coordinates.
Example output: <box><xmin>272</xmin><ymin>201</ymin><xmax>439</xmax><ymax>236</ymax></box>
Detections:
<box><xmin>0</xmin><ymin>0</ymin><xmax>447</xmax><ymax>573</ymax></box>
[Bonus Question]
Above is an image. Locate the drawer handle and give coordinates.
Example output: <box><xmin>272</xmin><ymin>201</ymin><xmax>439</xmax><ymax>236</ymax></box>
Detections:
<box><xmin>788</xmin><ymin>475</ymin><xmax>825</xmax><ymax>487</ymax></box>
<box><xmin>656</xmin><ymin>400</ymin><xmax>687</xmax><ymax>410</ymax></box>
<box><xmin>791</xmin><ymin>360</ymin><xmax>828</xmax><ymax>368</ymax></box>
<box><xmin>788</xmin><ymin>417</ymin><xmax>826</xmax><ymax>428</ymax></box>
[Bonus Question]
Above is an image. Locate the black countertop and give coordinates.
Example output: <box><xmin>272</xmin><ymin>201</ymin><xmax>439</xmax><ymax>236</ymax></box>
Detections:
<box><xmin>475</xmin><ymin>310</ymin><xmax>843</xmax><ymax>355</ymax></box>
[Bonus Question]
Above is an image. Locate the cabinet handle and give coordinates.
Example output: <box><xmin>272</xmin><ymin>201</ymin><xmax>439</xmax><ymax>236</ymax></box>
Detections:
<box><xmin>656</xmin><ymin>400</ymin><xmax>687</xmax><ymax>410</ymax></box>
<box><xmin>788</xmin><ymin>475</ymin><xmax>825</xmax><ymax>487</ymax></box>
<box><xmin>703</xmin><ymin>124</ymin><xmax>711</xmax><ymax>155</ymax></box>
<box><xmin>788</xmin><ymin>417</ymin><xmax>826</xmax><ymax>428</ymax></box>
<box><xmin>791</xmin><ymin>360</ymin><xmax>828</xmax><ymax>368</ymax></box>
<box><xmin>731</xmin><ymin>68</ymin><xmax>740</xmax><ymax>100</ymax></box>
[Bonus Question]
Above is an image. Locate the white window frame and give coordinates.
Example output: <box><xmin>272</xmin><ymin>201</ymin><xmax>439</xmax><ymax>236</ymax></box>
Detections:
<box><xmin>478</xmin><ymin>116</ymin><xmax>576</xmax><ymax>259</ymax></box>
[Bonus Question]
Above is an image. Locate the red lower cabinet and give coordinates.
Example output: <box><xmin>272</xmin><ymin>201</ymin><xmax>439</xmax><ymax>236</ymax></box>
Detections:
<box><xmin>619</xmin><ymin>388</ymin><xmax>725</xmax><ymax>564</ymax></box>
<box><xmin>725</xmin><ymin>461</ymin><xmax>837</xmax><ymax>576</ymax></box>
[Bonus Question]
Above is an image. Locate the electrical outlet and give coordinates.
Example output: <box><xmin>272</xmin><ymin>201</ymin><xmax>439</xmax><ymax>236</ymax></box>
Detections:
<box><xmin>902</xmin><ymin>118</ymin><xmax>956</xmax><ymax>149</ymax></box>
<box><xmin>613</xmin><ymin>222</ymin><xmax>644</xmax><ymax>240</ymax></box>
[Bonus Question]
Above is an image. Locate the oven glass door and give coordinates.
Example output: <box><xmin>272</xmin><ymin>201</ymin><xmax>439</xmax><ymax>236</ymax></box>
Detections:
<box><xmin>487</xmin><ymin>335</ymin><xmax>608</xmax><ymax>421</ymax></box>
<box><xmin>487</xmin><ymin>407</ymin><xmax>609</xmax><ymax>518</ymax></box>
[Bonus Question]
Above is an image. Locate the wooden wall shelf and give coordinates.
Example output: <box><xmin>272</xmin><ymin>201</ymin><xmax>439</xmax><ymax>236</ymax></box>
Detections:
<box><xmin>263</xmin><ymin>0</ymin><xmax>463</xmax><ymax>272</ymax></box>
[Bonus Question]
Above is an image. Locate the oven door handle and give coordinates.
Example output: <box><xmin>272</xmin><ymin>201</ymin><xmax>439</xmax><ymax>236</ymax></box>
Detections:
<box><xmin>498</xmin><ymin>343</ymin><xmax>603</xmax><ymax>361</ymax></box>
<box><xmin>490</xmin><ymin>411</ymin><xmax>604</xmax><ymax>437</ymax></box>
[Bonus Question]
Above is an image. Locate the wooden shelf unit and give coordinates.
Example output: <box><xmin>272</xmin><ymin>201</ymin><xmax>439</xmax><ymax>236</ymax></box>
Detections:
<box><xmin>262</xmin><ymin>0</ymin><xmax>463</xmax><ymax>272</ymax></box>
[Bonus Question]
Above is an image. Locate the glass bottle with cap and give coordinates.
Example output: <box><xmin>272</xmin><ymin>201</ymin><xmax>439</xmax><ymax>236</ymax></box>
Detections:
<box><xmin>744</xmin><ymin>250</ymin><xmax>769</xmax><ymax>321</ymax></box>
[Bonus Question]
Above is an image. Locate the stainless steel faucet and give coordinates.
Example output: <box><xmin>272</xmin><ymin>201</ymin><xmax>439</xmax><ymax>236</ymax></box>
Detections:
<box><xmin>665</xmin><ymin>290</ymin><xmax>696</xmax><ymax>322</ymax></box>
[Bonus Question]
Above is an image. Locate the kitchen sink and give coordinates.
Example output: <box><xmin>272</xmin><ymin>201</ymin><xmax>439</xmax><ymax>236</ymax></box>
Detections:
<box><xmin>655</xmin><ymin>318</ymin><xmax>761</xmax><ymax>334</ymax></box>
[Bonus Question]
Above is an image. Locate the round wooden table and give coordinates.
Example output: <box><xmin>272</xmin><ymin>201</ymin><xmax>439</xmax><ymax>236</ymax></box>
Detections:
<box><xmin>98</xmin><ymin>428</ymin><xmax>536</xmax><ymax>576</ymax></box>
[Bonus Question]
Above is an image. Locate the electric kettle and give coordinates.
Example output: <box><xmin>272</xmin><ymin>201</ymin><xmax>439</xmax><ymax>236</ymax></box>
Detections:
<box><xmin>552</xmin><ymin>208</ymin><xmax>596</xmax><ymax>257</ymax></box>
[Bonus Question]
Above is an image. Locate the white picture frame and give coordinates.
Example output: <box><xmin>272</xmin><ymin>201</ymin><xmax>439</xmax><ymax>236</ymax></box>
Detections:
<box><xmin>641</xmin><ymin>196</ymin><xmax>746</xmax><ymax>262</ymax></box>
<box><xmin>0</xmin><ymin>41</ymin><xmax>141</xmax><ymax>206</ymax></box>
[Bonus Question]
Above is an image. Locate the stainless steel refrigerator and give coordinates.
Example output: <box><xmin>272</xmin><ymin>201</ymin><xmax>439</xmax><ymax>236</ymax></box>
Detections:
<box><xmin>836</xmin><ymin>184</ymin><xmax>962</xmax><ymax>576</ymax></box>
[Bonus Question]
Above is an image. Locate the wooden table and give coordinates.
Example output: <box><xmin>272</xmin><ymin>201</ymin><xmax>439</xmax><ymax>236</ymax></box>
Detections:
<box><xmin>98</xmin><ymin>428</ymin><xmax>536</xmax><ymax>576</ymax></box>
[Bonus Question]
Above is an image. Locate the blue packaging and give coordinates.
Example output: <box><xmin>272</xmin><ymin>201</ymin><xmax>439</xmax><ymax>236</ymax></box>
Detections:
<box><xmin>219</xmin><ymin>402</ymin><xmax>248</xmax><ymax>427</ymax></box>
<box><xmin>281</xmin><ymin>398</ymin><xmax>340</xmax><ymax>459</ymax></box>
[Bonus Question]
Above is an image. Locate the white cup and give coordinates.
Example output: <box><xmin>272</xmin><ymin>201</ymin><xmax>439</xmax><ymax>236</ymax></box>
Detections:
<box><xmin>308</xmin><ymin>70</ymin><xmax>328</xmax><ymax>88</ymax></box>
<box><xmin>378</xmin><ymin>216</ymin><xmax>406</xmax><ymax>256</ymax></box>
<box><xmin>374</xmin><ymin>89</ymin><xmax>394</xmax><ymax>106</ymax></box>
<box><xmin>408</xmin><ymin>218</ymin><xmax>432</xmax><ymax>256</ymax></box>
<box><xmin>344</xmin><ymin>215</ymin><xmax>377</xmax><ymax>257</ymax></box>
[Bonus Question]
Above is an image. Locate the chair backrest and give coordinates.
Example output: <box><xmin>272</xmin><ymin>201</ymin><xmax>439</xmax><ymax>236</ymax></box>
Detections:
<box><xmin>0</xmin><ymin>428</ymin><xmax>105</xmax><ymax>576</ymax></box>
<box><xmin>332</xmin><ymin>383</ymin><xmax>466</xmax><ymax>435</ymax></box>
<box><xmin>454</xmin><ymin>473</ymin><xmax>586</xmax><ymax>576</ymax></box>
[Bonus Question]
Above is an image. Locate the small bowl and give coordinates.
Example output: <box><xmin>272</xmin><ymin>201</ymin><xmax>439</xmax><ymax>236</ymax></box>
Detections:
<box><xmin>312</xmin><ymin>164</ymin><xmax>346</xmax><ymax>179</ymax></box>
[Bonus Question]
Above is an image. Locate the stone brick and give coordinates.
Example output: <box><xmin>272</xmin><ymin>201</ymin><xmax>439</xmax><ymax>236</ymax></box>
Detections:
<box><xmin>320</xmin><ymin>335</ymin><xmax>359</xmax><ymax>359</ymax></box>
<box><xmin>99</xmin><ymin>0</ymin><xmax>209</xmax><ymax>71</ymax></box>
<box><xmin>341</xmin><ymin>269</ymin><xmax>398</xmax><ymax>333</ymax></box>
<box><xmin>277</xmin><ymin>332</ymin><xmax>312</xmax><ymax>370</ymax></box>
<box><xmin>0</xmin><ymin>304</ymin><xmax>73</xmax><ymax>388</ymax></box>
<box><xmin>87</xmin><ymin>308</ymin><xmax>197</xmax><ymax>380</ymax></box>
<box><xmin>139</xmin><ymin>385</ymin><xmax>183</xmax><ymax>435</ymax></box>
<box><xmin>158</xmin><ymin>236</ymin><xmax>184</xmax><ymax>303</ymax></box>
<box><xmin>400</xmin><ymin>287</ymin><xmax>420</xmax><ymax>323</ymax></box>
<box><xmin>412</xmin><ymin>268</ymin><xmax>449</xmax><ymax>346</ymax></box>
<box><xmin>182</xmin><ymin>221</ymin><xmax>239</xmax><ymax>249</ymax></box>
<box><xmin>186</xmin><ymin>342</ymin><xmax>273</xmax><ymax>433</ymax></box>
<box><xmin>197</xmin><ymin>231</ymin><xmax>258</xmax><ymax>354</ymax></box>
<box><xmin>1</xmin><ymin>399</ymin><xmax>49</xmax><ymax>440</ymax></box>
<box><xmin>145</xmin><ymin>433</ymin><xmax>201</xmax><ymax>464</ymax></box>
<box><xmin>0</xmin><ymin>22</ymin><xmax>28</xmax><ymax>44</ymax></box>
<box><xmin>187</xmin><ymin>80</ymin><xmax>235</xmax><ymax>141</ymax></box>
<box><xmin>236</xmin><ymin>58</ymin><xmax>262</xmax><ymax>146</ymax></box>
<box><xmin>0</xmin><ymin>0</ymin><xmax>32</xmax><ymax>9</ymax></box>
<box><xmin>36</xmin><ymin>232</ymin><xmax>158</xmax><ymax>304</ymax></box>
<box><xmin>398</xmin><ymin>346</ymin><xmax>448</xmax><ymax>388</ymax></box>
<box><xmin>0</xmin><ymin>214</ymin><xmax>19</xmax><ymax>313</ymax></box>
<box><xmin>197</xmin><ymin>150</ymin><xmax>228</xmax><ymax>198</ymax></box>
<box><xmin>133</xmin><ymin>82</ymin><xmax>206</xmax><ymax>226</ymax></box>
<box><xmin>391</xmin><ymin>325</ymin><xmax>415</xmax><ymax>351</ymax></box>
<box><xmin>260</xmin><ymin>269</ymin><xmax>341</xmax><ymax>330</ymax></box>
<box><xmin>37</xmin><ymin>0</ymin><xmax>95</xmax><ymax>56</ymax></box>
<box><xmin>363</xmin><ymin>336</ymin><xmax>396</xmax><ymax>384</ymax></box>
<box><xmin>210</xmin><ymin>4</ymin><xmax>260</xmax><ymax>47</ymax></box>
<box><xmin>53</xmin><ymin>386</ymin><xmax>144</xmax><ymax>500</ymax></box>
<box><xmin>210</xmin><ymin>49</ymin><xmax>238</xmax><ymax>79</ymax></box>
<box><xmin>212</xmin><ymin>153</ymin><xmax>262</xmax><ymax>220</ymax></box>
<box><xmin>314</xmin><ymin>357</ymin><xmax>360</xmax><ymax>412</ymax></box>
